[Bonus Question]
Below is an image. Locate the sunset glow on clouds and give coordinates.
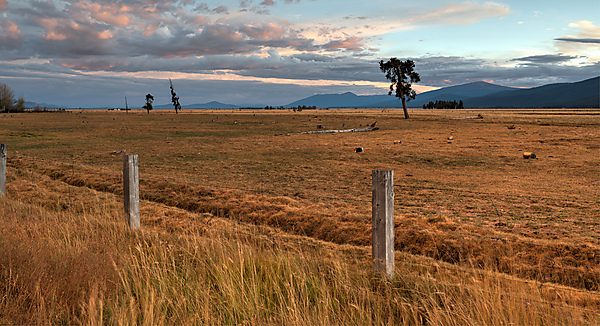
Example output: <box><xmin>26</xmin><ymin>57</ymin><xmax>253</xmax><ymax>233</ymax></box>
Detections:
<box><xmin>0</xmin><ymin>0</ymin><xmax>598</xmax><ymax>107</ymax></box>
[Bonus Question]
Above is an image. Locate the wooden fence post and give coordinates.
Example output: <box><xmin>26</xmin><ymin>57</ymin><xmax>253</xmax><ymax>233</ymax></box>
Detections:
<box><xmin>0</xmin><ymin>144</ymin><xmax>6</xmax><ymax>197</ymax></box>
<box><xmin>123</xmin><ymin>155</ymin><xmax>140</xmax><ymax>230</ymax></box>
<box><xmin>372</xmin><ymin>170</ymin><xmax>394</xmax><ymax>278</ymax></box>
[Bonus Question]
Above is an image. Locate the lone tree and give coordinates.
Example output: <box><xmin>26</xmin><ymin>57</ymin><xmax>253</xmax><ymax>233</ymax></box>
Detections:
<box><xmin>379</xmin><ymin>58</ymin><xmax>420</xmax><ymax>119</ymax></box>
<box><xmin>143</xmin><ymin>93</ymin><xmax>154</xmax><ymax>114</ymax></box>
<box><xmin>169</xmin><ymin>78</ymin><xmax>181</xmax><ymax>114</ymax></box>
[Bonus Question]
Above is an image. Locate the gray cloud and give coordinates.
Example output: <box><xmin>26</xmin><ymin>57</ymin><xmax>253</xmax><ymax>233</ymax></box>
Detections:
<box><xmin>1</xmin><ymin>64</ymin><xmax>381</xmax><ymax>108</ymax></box>
<box><xmin>1</xmin><ymin>1</ymin><xmax>598</xmax><ymax>108</ymax></box>
<box><xmin>555</xmin><ymin>37</ymin><xmax>600</xmax><ymax>44</ymax></box>
<box><xmin>260</xmin><ymin>0</ymin><xmax>275</xmax><ymax>6</ymax></box>
<box><xmin>4</xmin><ymin>0</ymin><xmax>372</xmax><ymax>61</ymax></box>
<box><xmin>414</xmin><ymin>56</ymin><xmax>599</xmax><ymax>88</ymax></box>
<box><xmin>3</xmin><ymin>53</ymin><xmax>598</xmax><ymax>108</ymax></box>
<box><xmin>212</xmin><ymin>5</ymin><xmax>229</xmax><ymax>14</ymax></box>
<box><xmin>511</xmin><ymin>54</ymin><xmax>578</xmax><ymax>65</ymax></box>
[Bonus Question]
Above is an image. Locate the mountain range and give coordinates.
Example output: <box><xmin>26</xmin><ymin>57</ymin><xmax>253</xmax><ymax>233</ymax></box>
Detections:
<box><xmin>26</xmin><ymin>76</ymin><xmax>599</xmax><ymax>109</ymax></box>
<box><xmin>154</xmin><ymin>101</ymin><xmax>237</xmax><ymax>109</ymax></box>
<box><xmin>284</xmin><ymin>76</ymin><xmax>599</xmax><ymax>109</ymax></box>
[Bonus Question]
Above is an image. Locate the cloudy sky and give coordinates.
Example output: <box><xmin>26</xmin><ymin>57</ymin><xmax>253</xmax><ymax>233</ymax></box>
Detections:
<box><xmin>0</xmin><ymin>0</ymin><xmax>598</xmax><ymax>108</ymax></box>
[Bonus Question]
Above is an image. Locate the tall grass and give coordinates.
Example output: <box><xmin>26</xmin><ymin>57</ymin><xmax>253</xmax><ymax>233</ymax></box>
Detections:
<box><xmin>0</xmin><ymin>196</ymin><xmax>598</xmax><ymax>325</ymax></box>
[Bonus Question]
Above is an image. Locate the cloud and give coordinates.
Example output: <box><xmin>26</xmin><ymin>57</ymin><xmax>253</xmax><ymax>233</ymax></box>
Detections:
<box><xmin>555</xmin><ymin>21</ymin><xmax>600</xmax><ymax>44</ymax></box>
<box><xmin>4</xmin><ymin>52</ymin><xmax>598</xmax><ymax>108</ymax></box>
<box><xmin>239</xmin><ymin>23</ymin><xmax>285</xmax><ymax>40</ymax></box>
<box><xmin>511</xmin><ymin>54</ymin><xmax>578</xmax><ymax>65</ymax></box>
<box><xmin>554</xmin><ymin>21</ymin><xmax>600</xmax><ymax>63</ymax></box>
<box><xmin>73</xmin><ymin>2</ymin><xmax>132</xmax><ymax>26</ymax></box>
<box><xmin>1</xmin><ymin>0</ymin><xmax>596</xmax><ymax>108</ymax></box>
<box><xmin>260</xmin><ymin>0</ymin><xmax>276</xmax><ymax>6</ymax></box>
<box><xmin>555</xmin><ymin>38</ymin><xmax>600</xmax><ymax>44</ymax></box>
<box><xmin>212</xmin><ymin>5</ymin><xmax>229</xmax><ymax>14</ymax></box>
<box><xmin>3</xmin><ymin>0</ymin><xmax>345</xmax><ymax>61</ymax></box>
<box><xmin>0</xmin><ymin>0</ymin><xmax>7</xmax><ymax>10</ymax></box>
<box><xmin>407</xmin><ymin>1</ymin><xmax>510</xmax><ymax>27</ymax></box>
<box><xmin>414</xmin><ymin>56</ymin><xmax>599</xmax><ymax>87</ymax></box>
<box><xmin>0</xmin><ymin>19</ymin><xmax>22</xmax><ymax>51</ymax></box>
<box><xmin>323</xmin><ymin>36</ymin><xmax>367</xmax><ymax>52</ymax></box>
<box><xmin>294</xmin><ymin>1</ymin><xmax>511</xmax><ymax>50</ymax></box>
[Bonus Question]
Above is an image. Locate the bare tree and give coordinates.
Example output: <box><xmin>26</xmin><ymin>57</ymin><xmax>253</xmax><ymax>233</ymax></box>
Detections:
<box><xmin>169</xmin><ymin>79</ymin><xmax>181</xmax><ymax>114</ymax></box>
<box><xmin>0</xmin><ymin>83</ymin><xmax>15</xmax><ymax>113</ymax></box>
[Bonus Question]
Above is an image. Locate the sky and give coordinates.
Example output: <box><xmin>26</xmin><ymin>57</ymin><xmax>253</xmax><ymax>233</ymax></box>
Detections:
<box><xmin>0</xmin><ymin>0</ymin><xmax>598</xmax><ymax>108</ymax></box>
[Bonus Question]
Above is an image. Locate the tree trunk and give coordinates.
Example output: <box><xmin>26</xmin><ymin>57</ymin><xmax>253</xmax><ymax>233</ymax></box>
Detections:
<box><xmin>401</xmin><ymin>96</ymin><xmax>409</xmax><ymax>119</ymax></box>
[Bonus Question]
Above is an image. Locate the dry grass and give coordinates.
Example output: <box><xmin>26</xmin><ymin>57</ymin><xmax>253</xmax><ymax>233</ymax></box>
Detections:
<box><xmin>0</xmin><ymin>192</ymin><xmax>598</xmax><ymax>325</ymax></box>
<box><xmin>0</xmin><ymin>108</ymin><xmax>599</xmax><ymax>324</ymax></box>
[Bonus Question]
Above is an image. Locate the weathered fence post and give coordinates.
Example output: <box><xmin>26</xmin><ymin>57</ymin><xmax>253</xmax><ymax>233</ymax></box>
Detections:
<box><xmin>372</xmin><ymin>170</ymin><xmax>394</xmax><ymax>278</ymax></box>
<box><xmin>0</xmin><ymin>144</ymin><xmax>6</xmax><ymax>197</ymax></box>
<box><xmin>123</xmin><ymin>155</ymin><xmax>140</xmax><ymax>230</ymax></box>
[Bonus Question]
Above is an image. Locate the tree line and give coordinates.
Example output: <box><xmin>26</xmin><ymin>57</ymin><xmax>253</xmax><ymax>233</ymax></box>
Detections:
<box><xmin>423</xmin><ymin>100</ymin><xmax>464</xmax><ymax>110</ymax></box>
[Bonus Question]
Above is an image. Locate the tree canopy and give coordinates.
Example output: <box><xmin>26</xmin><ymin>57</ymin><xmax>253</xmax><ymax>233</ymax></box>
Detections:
<box><xmin>379</xmin><ymin>58</ymin><xmax>420</xmax><ymax>119</ymax></box>
<box><xmin>143</xmin><ymin>94</ymin><xmax>154</xmax><ymax>114</ymax></box>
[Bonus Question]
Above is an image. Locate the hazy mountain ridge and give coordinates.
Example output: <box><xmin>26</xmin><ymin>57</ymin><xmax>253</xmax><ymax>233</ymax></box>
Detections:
<box><xmin>464</xmin><ymin>77</ymin><xmax>599</xmax><ymax>108</ymax></box>
<box><xmin>24</xmin><ymin>77</ymin><xmax>599</xmax><ymax>109</ymax></box>
<box><xmin>283</xmin><ymin>77</ymin><xmax>598</xmax><ymax>109</ymax></box>
<box><xmin>374</xmin><ymin>81</ymin><xmax>518</xmax><ymax>108</ymax></box>
<box><xmin>155</xmin><ymin>101</ymin><xmax>239</xmax><ymax>109</ymax></box>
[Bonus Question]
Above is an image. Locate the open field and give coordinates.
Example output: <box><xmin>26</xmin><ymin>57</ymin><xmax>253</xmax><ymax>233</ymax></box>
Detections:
<box><xmin>0</xmin><ymin>108</ymin><xmax>599</xmax><ymax>324</ymax></box>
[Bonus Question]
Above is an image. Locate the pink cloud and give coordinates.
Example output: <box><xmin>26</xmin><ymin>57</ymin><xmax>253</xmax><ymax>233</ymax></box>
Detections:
<box><xmin>0</xmin><ymin>0</ymin><xmax>7</xmax><ymax>10</ymax></box>
<box><xmin>144</xmin><ymin>23</ymin><xmax>159</xmax><ymax>37</ymax></box>
<box><xmin>74</xmin><ymin>2</ymin><xmax>132</xmax><ymax>26</ymax></box>
<box><xmin>324</xmin><ymin>37</ymin><xmax>365</xmax><ymax>51</ymax></box>
<box><xmin>240</xmin><ymin>23</ymin><xmax>285</xmax><ymax>40</ymax></box>
<box><xmin>0</xmin><ymin>19</ymin><xmax>22</xmax><ymax>50</ymax></box>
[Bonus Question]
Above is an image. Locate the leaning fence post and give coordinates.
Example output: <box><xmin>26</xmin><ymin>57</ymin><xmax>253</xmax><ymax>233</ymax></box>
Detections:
<box><xmin>123</xmin><ymin>155</ymin><xmax>140</xmax><ymax>230</ymax></box>
<box><xmin>372</xmin><ymin>170</ymin><xmax>394</xmax><ymax>278</ymax></box>
<box><xmin>0</xmin><ymin>144</ymin><xmax>6</xmax><ymax>197</ymax></box>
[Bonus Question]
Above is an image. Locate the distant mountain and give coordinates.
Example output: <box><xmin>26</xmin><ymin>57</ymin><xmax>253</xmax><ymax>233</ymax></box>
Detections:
<box><xmin>183</xmin><ymin>101</ymin><xmax>239</xmax><ymax>109</ymax></box>
<box><xmin>283</xmin><ymin>77</ymin><xmax>599</xmax><ymax>109</ymax></box>
<box><xmin>21</xmin><ymin>76</ymin><xmax>599</xmax><ymax>110</ymax></box>
<box><xmin>464</xmin><ymin>76</ymin><xmax>599</xmax><ymax>108</ymax></box>
<box><xmin>24</xmin><ymin>101</ymin><xmax>63</xmax><ymax>109</ymax></box>
<box><xmin>155</xmin><ymin>101</ymin><xmax>239</xmax><ymax>109</ymax></box>
<box><xmin>374</xmin><ymin>81</ymin><xmax>516</xmax><ymax>108</ymax></box>
<box><xmin>284</xmin><ymin>81</ymin><xmax>515</xmax><ymax>108</ymax></box>
<box><xmin>285</xmin><ymin>92</ymin><xmax>389</xmax><ymax>108</ymax></box>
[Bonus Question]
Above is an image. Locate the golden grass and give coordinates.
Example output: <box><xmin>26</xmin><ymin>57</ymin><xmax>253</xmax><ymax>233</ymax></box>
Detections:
<box><xmin>0</xmin><ymin>108</ymin><xmax>599</xmax><ymax>324</ymax></box>
<box><xmin>0</xmin><ymin>192</ymin><xmax>598</xmax><ymax>325</ymax></box>
<box><xmin>6</xmin><ymin>144</ymin><xmax>599</xmax><ymax>290</ymax></box>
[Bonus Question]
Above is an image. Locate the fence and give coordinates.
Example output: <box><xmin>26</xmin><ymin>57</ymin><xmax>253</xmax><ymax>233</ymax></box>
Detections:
<box><xmin>372</xmin><ymin>170</ymin><xmax>395</xmax><ymax>278</ymax></box>
<box><xmin>123</xmin><ymin>154</ymin><xmax>140</xmax><ymax>230</ymax></box>
<box><xmin>1</xmin><ymin>144</ymin><xmax>597</xmax><ymax>290</ymax></box>
<box><xmin>0</xmin><ymin>145</ymin><xmax>396</xmax><ymax>276</ymax></box>
<box><xmin>0</xmin><ymin>144</ymin><xmax>5</xmax><ymax>197</ymax></box>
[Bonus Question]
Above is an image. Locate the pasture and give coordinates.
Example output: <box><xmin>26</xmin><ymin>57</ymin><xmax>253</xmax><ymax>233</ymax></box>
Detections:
<box><xmin>0</xmin><ymin>108</ymin><xmax>598</xmax><ymax>324</ymax></box>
